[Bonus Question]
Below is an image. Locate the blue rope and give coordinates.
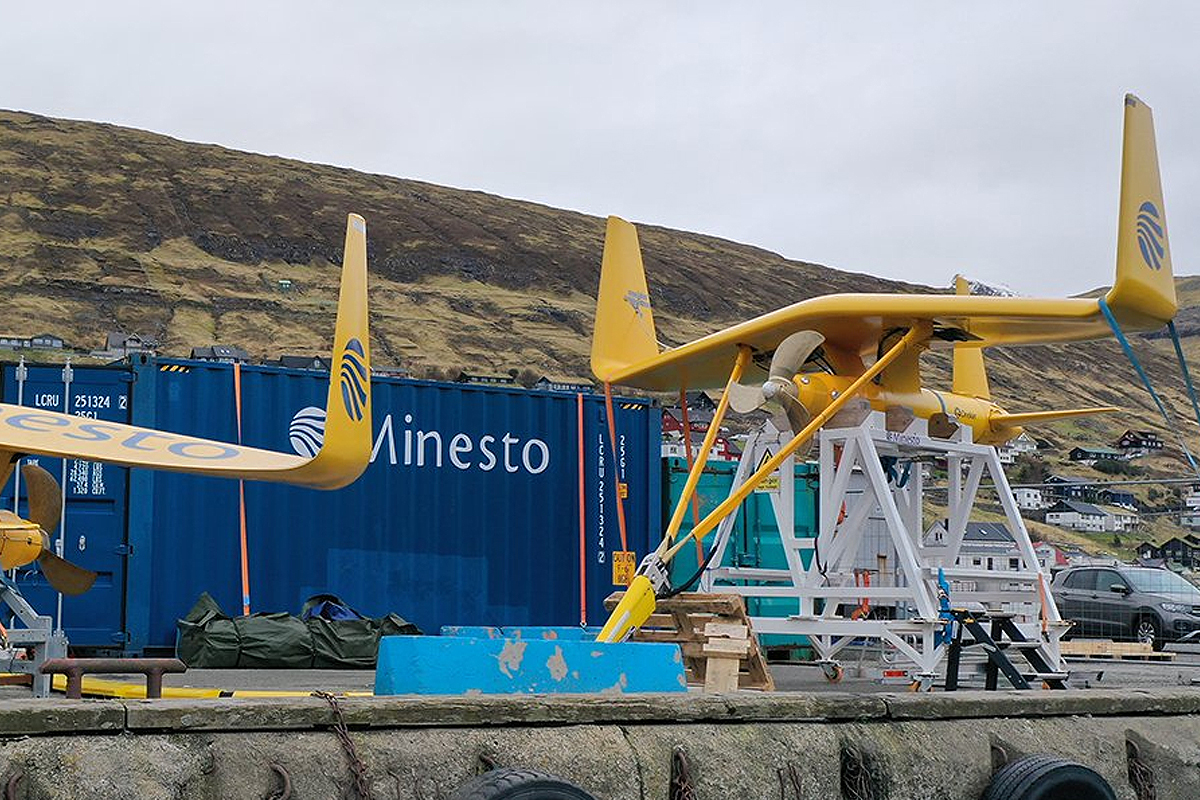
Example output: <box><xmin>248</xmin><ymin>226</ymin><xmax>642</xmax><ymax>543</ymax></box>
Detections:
<box><xmin>1167</xmin><ymin>319</ymin><xmax>1200</xmax><ymax>433</ymax></box>
<box><xmin>1097</xmin><ymin>297</ymin><xmax>1200</xmax><ymax>475</ymax></box>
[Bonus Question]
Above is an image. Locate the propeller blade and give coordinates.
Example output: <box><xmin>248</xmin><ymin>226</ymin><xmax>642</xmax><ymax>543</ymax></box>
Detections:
<box><xmin>728</xmin><ymin>382</ymin><xmax>768</xmax><ymax>414</ymax></box>
<box><xmin>780</xmin><ymin>393</ymin><xmax>813</xmax><ymax>437</ymax></box>
<box><xmin>769</xmin><ymin>331</ymin><xmax>825</xmax><ymax>381</ymax></box>
<box><xmin>730</xmin><ymin>331</ymin><xmax>824</xmax><ymax>416</ymax></box>
<box><xmin>20</xmin><ymin>463</ymin><xmax>97</xmax><ymax>595</ymax></box>
<box><xmin>37</xmin><ymin>550</ymin><xmax>97</xmax><ymax>596</ymax></box>
<box><xmin>21</xmin><ymin>463</ymin><xmax>63</xmax><ymax>536</ymax></box>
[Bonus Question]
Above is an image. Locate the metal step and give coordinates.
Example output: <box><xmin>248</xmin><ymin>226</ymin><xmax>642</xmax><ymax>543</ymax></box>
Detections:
<box><xmin>1022</xmin><ymin>671</ymin><xmax>1069</xmax><ymax>682</ymax></box>
<box><xmin>955</xmin><ymin>639</ymin><xmax>1042</xmax><ymax>651</ymax></box>
<box><xmin>999</xmin><ymin>640</ymin><xmax>1045</xmax><ymax>650</ymax></box>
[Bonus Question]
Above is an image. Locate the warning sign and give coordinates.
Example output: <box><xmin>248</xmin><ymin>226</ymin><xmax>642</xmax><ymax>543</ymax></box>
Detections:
<box><xmin>612</xmin><ymin>551</ymin><xmax>636</xmax><ymax>585</ymax></box>
<box><xmin>754</xmin><ymin>450</ymin><xmax>780</xmax><ymax>492</ymax></box>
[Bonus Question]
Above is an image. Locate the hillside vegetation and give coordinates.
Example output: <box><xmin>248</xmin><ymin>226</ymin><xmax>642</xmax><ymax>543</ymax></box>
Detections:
<box><xmin>4</xmin><ymin>109</ymin><xmax>1200</xmax><ymax>549</ymax></box>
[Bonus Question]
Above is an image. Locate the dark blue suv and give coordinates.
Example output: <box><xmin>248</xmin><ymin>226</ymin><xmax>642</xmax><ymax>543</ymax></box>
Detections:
<box><xmin>1051</xmin><ymin>565</ymin><xmax>1200</xmax><ymax>649</ymax></box>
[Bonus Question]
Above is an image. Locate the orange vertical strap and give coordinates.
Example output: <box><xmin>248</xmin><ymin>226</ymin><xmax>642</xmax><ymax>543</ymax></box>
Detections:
<box><xmin>577</xmin><ymin>393</ymin><xmax>587</xmax><ymax>627</ymax></box>
<box><xmin>602</xmin><ymin>382</ymin><xmax>630</xmax><ymax>553</ymax></box>
<box><xmin>234</xmin><ymin>362</ymin><xmax>251</xmax><ymax>617</ymax></box>
<box><xmin>1037</xmin><ymin>573</ymin><xmax>1049</xmax><ymax>635</ymax></box>
<box><xmin>679</xmin><ymin>390</ymin><xmax>705</xmax><ymax>561</ymax></box>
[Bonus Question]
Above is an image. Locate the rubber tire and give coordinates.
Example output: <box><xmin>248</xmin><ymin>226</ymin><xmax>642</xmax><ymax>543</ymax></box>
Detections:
<box><xmin>981</xmin><ymin>754</ymin><xmax>1115</xmax><ymax>800</ymax></box>
<box><xmin>450</xmin><ymin>768</ymin><xmax>597</xmax><ymax>800</ymax></box>
<box><xmin>1135</xmin><ymin>615</ymin><xmax>1164</xmax><ymax>651</ymax></box>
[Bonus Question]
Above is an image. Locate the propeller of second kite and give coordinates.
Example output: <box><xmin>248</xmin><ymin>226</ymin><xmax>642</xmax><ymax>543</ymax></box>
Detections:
<box><xmin>21</xmin><ymin>463</ymin><xmax>97</xmax><ymax>596</ymax></box>
<box><xmin>728</xmin><ymin>330</ymin><xmax>824</xmax><ymax>437</ymax></box>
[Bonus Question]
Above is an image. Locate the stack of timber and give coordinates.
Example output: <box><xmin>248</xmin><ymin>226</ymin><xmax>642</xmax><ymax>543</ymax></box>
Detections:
<box><xmin>1060</xmin><ymin>640</ymin><xmax>1176</xmax><ymax>661</ymax></box>
<box><xmin>604</xmin><ymin>592</ymin><xmax>774</xmax><ymax>691</ymax></box>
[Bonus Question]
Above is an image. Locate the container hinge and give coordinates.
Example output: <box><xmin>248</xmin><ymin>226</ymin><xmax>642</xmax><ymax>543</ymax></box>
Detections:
<box><xmin>110</xmin><ymin>630</ymin><xmax>131</xmax><ymax>644</ymax></box>
<box><xmin>114</xmin><ymin>544</ymin><xmax>134</xmax><ymax>557</ymax></box>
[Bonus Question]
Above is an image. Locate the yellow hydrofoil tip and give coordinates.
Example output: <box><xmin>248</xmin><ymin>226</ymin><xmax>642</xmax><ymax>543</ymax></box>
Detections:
<box><xmin>596</xmin><ymin>575</ymin><xmax>658</xmax><ymax>643</ymax></box>
<box><xmin>990</xmin><ymin>406</ymin><xmax>1120</xmax><ymax>427</ymax></box>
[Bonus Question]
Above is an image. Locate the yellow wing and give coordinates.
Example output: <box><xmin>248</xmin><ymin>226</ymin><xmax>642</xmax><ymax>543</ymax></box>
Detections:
<box><xmin>0</xmin><ymin>214</ymin><xmax>371</xmax><ymax>490</ymax></box>
<box><xmin>593</xmin><ymin>95</ymin><xmax>1175</xmax><ymax>391</ymax></box>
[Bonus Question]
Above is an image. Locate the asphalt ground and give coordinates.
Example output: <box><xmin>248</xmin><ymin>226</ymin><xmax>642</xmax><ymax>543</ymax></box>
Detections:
<box><xmin>769</xmin><ymin>642</ymin><xmax>1200</xmax><ymax>692</ymax></box>
<box><xmin>2</xmin><ymin>644</ymin><xmax>1195</xmax><ymax>700</ymax></box>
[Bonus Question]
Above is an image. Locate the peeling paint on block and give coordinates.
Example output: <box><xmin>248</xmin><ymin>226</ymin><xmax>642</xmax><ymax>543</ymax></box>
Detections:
<box><xmin>546</xmin><ymin>647</ymin><xmax>569</xmax><ymax>681</ymax></box>
<box><xmin>497</xmin><ymin>640</ymin><xmax>527</xmax><ymax>677</ymax></box>
<box><xmin>374</xmin><ymin>636</ymin><xmax>687</xmax><ymax>695</ymax></box>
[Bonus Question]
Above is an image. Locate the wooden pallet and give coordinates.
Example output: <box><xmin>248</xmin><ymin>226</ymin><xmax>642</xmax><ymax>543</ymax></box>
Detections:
<box><xmin>1060</xmin><ymin>640</ymin><xmax>1177</xmax><ymax>661</ymax></box>
<box><xmin>604</xmin><ymin>592</ymin><xmax>775</xmax><ymax>691</ymax></box>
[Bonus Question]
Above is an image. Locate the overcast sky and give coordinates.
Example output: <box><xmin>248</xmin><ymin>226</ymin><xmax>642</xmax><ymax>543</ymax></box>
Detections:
<box><xmin>2</xmin><ymin>2</ymin><xmax>1198</xmax><ymax>296</ymax></box>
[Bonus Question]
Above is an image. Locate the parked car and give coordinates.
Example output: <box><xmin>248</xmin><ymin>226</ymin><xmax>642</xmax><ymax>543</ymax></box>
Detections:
<box><xmin>1051</xmin><ymin>565</ymin><xmax>1200</xmax><ymax>649</ymax></box>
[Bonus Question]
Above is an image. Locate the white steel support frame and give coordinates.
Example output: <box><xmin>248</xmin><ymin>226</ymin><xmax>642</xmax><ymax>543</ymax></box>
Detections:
<box><xmin>700</xmin><ymin>413</ymin><xmax>1068</xmax><ymax>681</ymax></box>
<box><xmin>0</xmin><ymin>575</ymin><xmax>68</xmax><ymax>698</ymax></box>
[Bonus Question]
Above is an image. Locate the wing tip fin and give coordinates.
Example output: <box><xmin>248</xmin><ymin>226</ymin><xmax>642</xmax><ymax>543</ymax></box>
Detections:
<box><xmin>299</xmin><ymin>213</ymin><xmax>373</xmax><ymax>489</ymax></box>
<box><xmin>591</xmin><ymin>216</ymin><xmax>660</xmax><ymax>382</ymax></box>
<box><xmin>1105</xmin><ymin>93</ymin><xmax>1177</xmax><ymax>327</ymax></box>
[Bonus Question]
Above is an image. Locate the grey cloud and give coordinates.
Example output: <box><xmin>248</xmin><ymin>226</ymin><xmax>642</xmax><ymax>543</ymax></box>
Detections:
<box><xmin>2</xmin><ymin>1</ymin><xmax>1198</xmax><ymax>297</ymax></box>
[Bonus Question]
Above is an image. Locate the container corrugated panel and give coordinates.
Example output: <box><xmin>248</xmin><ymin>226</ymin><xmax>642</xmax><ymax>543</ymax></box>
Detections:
<box><xmin>128</xmin><ymin>360</ymin><xmax>660</xmax><ymax>650</ymax></box>
<box><xmin>0</xmin><ymin>363</ymin><xmax>131</xmax><ymax>647</ymax></box>
<box><xmin>662</xmin><ymin>456</ymin><xmax>817</xmax><ymax>646</ymax></box>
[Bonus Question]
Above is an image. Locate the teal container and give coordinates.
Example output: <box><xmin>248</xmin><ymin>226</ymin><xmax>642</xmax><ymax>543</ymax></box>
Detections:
<box><xmin>661</xmin><ymin>457</ymin><xmax>818</xmax><ymax>648</ymax></box>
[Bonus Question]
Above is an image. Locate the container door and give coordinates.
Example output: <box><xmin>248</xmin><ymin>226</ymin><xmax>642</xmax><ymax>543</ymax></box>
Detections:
<box><xmin>0</xmin><ymin>364</ymin><xmax>130</xmax><ymax>648</ymax></box>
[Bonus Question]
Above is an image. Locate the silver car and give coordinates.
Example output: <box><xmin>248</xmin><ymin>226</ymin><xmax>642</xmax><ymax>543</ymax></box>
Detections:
<box><xmin>1051</xmin><ymin>565</ymin><xmax>1200</xmax><ymax>649</ymax></box>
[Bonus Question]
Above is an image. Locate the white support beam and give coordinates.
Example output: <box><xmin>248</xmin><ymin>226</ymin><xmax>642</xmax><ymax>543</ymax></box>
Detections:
<box><xmin>684</xmin><ymin>413</ymin><xmax>1064</xmax><ymax>679</ymax></box>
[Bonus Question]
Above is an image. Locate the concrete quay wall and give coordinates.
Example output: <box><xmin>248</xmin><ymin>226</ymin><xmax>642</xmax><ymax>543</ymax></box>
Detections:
<box><xmin>0</xmin><ymin>689</ymin><xmax>1197</xmax><ymax>799</ymax></box>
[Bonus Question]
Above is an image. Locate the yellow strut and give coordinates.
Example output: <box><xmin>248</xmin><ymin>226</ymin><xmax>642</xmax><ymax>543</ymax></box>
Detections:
<box><xmin>597</xmin><ymin>324</ymin><xmax>930</xmax><ymax>643</ymax></box>
<box><xmin>664</xmin><ymin>323</ymin><xmax>930</xmax><ymax>561</ymax></box>
<box><xmin>661</xmin><ymin>346</ymin><xmax>752</xmax><ymax>548</ymax></box>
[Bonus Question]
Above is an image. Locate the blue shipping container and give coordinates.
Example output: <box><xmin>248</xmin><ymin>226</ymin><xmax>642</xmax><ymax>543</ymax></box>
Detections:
<box><xmin>0</xmin><ymin>363</ymin><xmax>131</xmax><ymax>648</ymax></box>
<box><xmin>125</xmin><ymin>359</ymin><xmax>660</xmax><ymax>651</ymax></box>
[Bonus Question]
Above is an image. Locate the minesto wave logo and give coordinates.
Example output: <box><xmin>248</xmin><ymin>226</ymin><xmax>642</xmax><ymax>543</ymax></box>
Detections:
<box><xmin>1136</xmin><ymin>201</ymin><xmax>1165</xmax><ymax>270</ymax></box>
<box><xmin>289</xmin><ymin>406</ymin><xmax>326</xmax><ymax>457</ymax></box>
<box><xmin>340</xmin><ymin>338</ymin><xmax>368</xmax><ymax>421</ymax></box>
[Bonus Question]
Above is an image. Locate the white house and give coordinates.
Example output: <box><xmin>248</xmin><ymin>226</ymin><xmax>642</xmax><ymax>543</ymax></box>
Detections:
<box><xmin>997</xmin><ymin>432</ymin><xmax>1038</xmax><ymax>465</ymax></box>
<box><xmin>1100</xmin><ymin>505</ymin><xmax>1140</xmax><ymax>533</ymax></box>
<box><xmin>1012</xmin><ymin>487</ymin><xmax>1047</xmax><ymax>511</ymax></box>
<box><xmin>661</xmin><ymin>437</ymin><xmax>738</xmax><ymax>462</ymax></box>
<box><xmin>1033</xmin><ymin>542</ymin><xmax>1066</xmax><ymax>571</ymax></box>
<box><xmin>1045</xmin><ymin>500</ymin><xmax>1107</xmax><ymax>532</ymax></box>
<box><xmin>924</xmin><ymin>521</ymin><xmax>1025</xmax><ymax>572</ymax></box>
<box><xmin>1182</xmin><ymin>489</ymin><xmax>1200</xmax><ymax>529</ymax></box>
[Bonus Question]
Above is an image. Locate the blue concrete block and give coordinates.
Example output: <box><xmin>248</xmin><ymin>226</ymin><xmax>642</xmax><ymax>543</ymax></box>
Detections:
<box><xmin>375</xmin><ymin>636</ymin><xmax>688</xmax><ymax>695</ymax></box>
<box><xmin>439</xmin><ymin>625</ymin><xmax>502</xmax><ymax>639</ymax></box>
<box><xmin>498</xmin><ymin>626</ymin><xmax>594</xmax><ymax>641</ymax></box>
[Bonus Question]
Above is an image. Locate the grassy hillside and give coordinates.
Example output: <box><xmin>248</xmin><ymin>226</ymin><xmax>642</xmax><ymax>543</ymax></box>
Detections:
<box><xmin>0</xmin><ymin>109</ymin><xmax>912</xmax><ymax>376</ymax></box>
<box><xmin>4</xmin><ymin>108</ymin><xmax>1200</xmax><ymax>551</ymax></box>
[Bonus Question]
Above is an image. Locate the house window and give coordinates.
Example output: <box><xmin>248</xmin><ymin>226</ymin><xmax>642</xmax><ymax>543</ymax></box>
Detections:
<box><xmin>986</xmin><ymin>558</ymin><xmax>994</xmax><ymax>570</ymax></box>
<box><xmin>1009</xmin><ymin>558</ymin><xmax>1020</xmax><ymax>570</ymax></box>
<box><xmin>972</xmin><ymin>558</ymin><xmax>982</xmax><ymax>567</ymax></box>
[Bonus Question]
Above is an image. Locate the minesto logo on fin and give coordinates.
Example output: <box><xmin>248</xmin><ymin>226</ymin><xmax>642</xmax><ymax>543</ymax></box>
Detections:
<box><xmin>1136</xmin><ymin>201</ymin><xmax>1165</xmax><ymax>270</ymax></box>
<box><xmin>624</xmin><ymin>290</ymin><xmax>651</xmax><ymax>318</ymax></box>
<box><xmin>289</xmin><ymin>406</ymin><xmax>326</xmax><ymax>457</ymax></box>
<box><xmin>340</xmin><ymin>338</ymin><xmax>368</xmax><ymax>421</ymax></box>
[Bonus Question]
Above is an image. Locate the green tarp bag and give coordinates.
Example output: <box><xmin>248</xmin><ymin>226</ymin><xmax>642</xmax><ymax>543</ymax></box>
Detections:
<box><xmin>303</xmin><ymin>594</ymin><xmax>420</xmax><ymax>668</ymax></box>
<box><xmin>177</xmin><ymin>592</ymin><xmax>240</xmax><ymax>668</ymax></box>
<box><xmin>176</xmin><ymin>592</ymin><xmax>420</xmax><ymax>669</ymax></box>
<box><xmin>234</xmin><ymin>612</ymin><xmax>314</xmax><ymax>668</ymax></box>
